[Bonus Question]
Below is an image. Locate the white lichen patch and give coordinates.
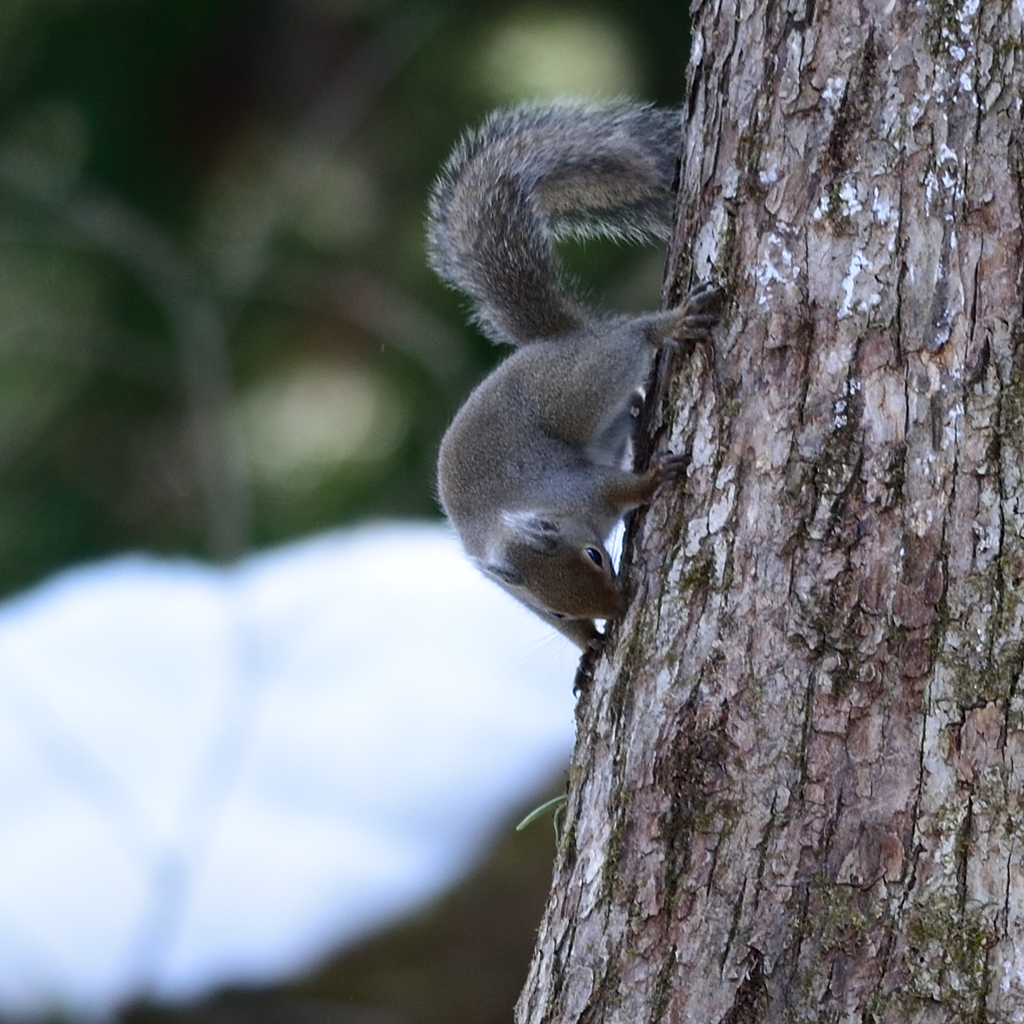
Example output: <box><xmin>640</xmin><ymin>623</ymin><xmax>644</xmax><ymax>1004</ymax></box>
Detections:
<box><xmin>751</xmin><ymin>231</ymin><xmax>801</xmax><ymax>306</ymax></box>
<box><xmin>832</xmin><ymin>378</ymin><xmax>861</xmax><ymax>430</ymax></box>
<box><xmin>1001</xmin><ymin>953</ymin><xmax>1024</xmax><ymax>994</ymax></box>
<box><xmin>924</xmin><ymin>169</ymin><xmax>939</xmax><ymax>215</ymax></box>
<box><xmin>871</xmin><ymin>186</ymin><xmax>894</xmax><ymax>225</ymax></box>
<box><xmin>838</xmin><ymin>250</ymin><xmax>882</xmax><ymax>319</ymax></box>
<box><xmin>927</xmin><ymin>0</ymin><xmax>983</xmax><ymax>107</ymax></box>
<box><xmin>838</xmin><ymin>182</ymin><xmax>863</xmax><ymax>216</ymax></box>
<box><xmin>923</xmin><ymin>138</ymin><xmax>966</xmax><ymax>216</ymax></box>
<box><xmin>943</xmin><ymin>400</ymin><xmax>964</xmax><ymax>450</ymax></box>
<box><xmin>909</xmin><ymin>505</ymin><xmax>937</xmax><ymax>537</ymax></box>
<box><xmin>821</xmin><ymin>75</ymin><xmax>846</xmax><ymax>104</ymax></box>
<box><xmin>958</xmin><ymin>0</ymin><xmax>980</xmax><ymax>28</ymax></box>
<box><xmin>972</xmin><ymin>497</ymin><xmax>1001</xmax><ymax>560</ymax></box>
<box><xmin>833</xmin><ymin>397</ymin><xmax>848</xmax><ymax>428</ymax></box>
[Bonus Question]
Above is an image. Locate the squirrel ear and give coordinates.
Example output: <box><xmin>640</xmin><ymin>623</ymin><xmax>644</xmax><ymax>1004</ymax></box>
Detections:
<box><xmin>501</xmin><ymin>510</ymin><xmax>561</xmax><ymax>552</ymax></box>
<box><xmin>481</xmin><ymin>559</ymin><xmax>524</xmax><ymax>586</ymax></box>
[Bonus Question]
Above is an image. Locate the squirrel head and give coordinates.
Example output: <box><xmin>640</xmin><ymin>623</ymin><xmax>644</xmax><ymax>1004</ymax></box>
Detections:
<box><xmin>480</xmin><ymin>511</ymin><xmax>623</xmax><ymax>629</ymax></box>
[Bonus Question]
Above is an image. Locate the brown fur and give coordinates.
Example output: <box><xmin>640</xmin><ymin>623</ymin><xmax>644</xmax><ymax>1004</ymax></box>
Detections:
<box><xmin>429</xmin><ymin>101</ymin><xmax>721</xmax><ymax>648</ymax></box>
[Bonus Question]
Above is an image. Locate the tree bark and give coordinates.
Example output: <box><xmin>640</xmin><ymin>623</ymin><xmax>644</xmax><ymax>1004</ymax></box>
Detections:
<box><xmin>517</xmin><ymin>1</ymin><xmax>1024</xmax><ymax>1021</ymax></box>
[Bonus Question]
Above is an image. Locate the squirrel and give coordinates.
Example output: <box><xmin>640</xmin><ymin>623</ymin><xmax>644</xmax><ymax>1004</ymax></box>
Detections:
<box><xmin>427</xmin><ymin>100</ymin><xmax>721</xmax><ymax>650</ymax></box>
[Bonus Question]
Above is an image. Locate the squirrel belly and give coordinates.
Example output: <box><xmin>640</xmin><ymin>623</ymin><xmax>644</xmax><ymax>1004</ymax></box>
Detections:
<box><xmin>428</xmin><ymin>100</ymin><xmax>721</xmax><ymax>649</ymax></box>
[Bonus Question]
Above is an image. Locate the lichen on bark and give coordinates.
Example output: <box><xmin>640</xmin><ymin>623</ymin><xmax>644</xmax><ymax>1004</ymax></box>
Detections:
<box><xmin>520</xmin><ymin>2</ymin><xmax>1024</xmax><ymax>1024</ymax></box>
<box><xmin>517</xmin><ymin>1</ymin><xmax>1024</xmax><ymax>1022</ymax></box>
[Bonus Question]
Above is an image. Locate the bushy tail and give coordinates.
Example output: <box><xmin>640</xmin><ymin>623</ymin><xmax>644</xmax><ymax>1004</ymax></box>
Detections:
<box><xmin>426</xmin><ymin>100</ymin><xmax>680</xmax><ymax>346</ymax></box>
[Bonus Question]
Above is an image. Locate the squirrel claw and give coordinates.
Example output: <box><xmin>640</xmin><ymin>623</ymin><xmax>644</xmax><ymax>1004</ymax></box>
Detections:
<box><xmin>653</xmin><ymin>451</ymin><xmax>689</xmax><ymax>479</ymax></box>
<box><xmin>685</xmin><ymin>280</ymin><xmax>726</xmax><ymax>306</ymax></box>
<box><xmin>652</xmin><ymin>280</ymin><xmax>724</xmax><ymax>348</ymax></box>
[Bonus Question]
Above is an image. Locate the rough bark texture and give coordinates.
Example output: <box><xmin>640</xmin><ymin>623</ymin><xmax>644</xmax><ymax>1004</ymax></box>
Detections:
<box><xmin>517</xmin><ymin>1</ymin><xmax>1024</xmax><ymax>1022</ymax></box>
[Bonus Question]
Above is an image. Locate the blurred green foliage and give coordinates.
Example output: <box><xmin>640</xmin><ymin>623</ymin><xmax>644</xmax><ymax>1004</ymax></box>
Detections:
<box><xmin>0</xmin><ymin>0</ymin><xmax>690</xmax><ymax>598</ymax></box>
<box><xmin>0</xmin><ymin>2</ymin><xmax>692</xmax><ymax>1020</ymax></box>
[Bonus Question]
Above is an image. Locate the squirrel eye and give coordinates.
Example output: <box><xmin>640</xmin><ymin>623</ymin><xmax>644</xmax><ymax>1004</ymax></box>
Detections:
<box><xmin>584</xmin><ymin>547</ymin><xmax>604</xmax><ymax>567</ymax></box>
<box><xmin>549</xmin><ymin>611</ymin><xmax>566</xmax><ymax>619</ymax></box>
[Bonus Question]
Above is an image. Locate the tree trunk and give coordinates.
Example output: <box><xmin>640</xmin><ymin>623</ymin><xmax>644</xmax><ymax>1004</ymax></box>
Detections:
<box><xmin>517</xmin><ymin>2</ymin><xmax>1024</xmax><ymax>1021</ymax></box>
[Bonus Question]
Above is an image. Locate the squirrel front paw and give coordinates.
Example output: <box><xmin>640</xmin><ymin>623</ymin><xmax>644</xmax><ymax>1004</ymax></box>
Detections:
<box><xmin>652</xmin><ymin>450</ymin><xmax>690</xmax><ymax>480</ymax></box>
<box><xmin>650</xmin><ymin>280</ymin><xmax>725</xmax><ymax>350</ymax></box>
